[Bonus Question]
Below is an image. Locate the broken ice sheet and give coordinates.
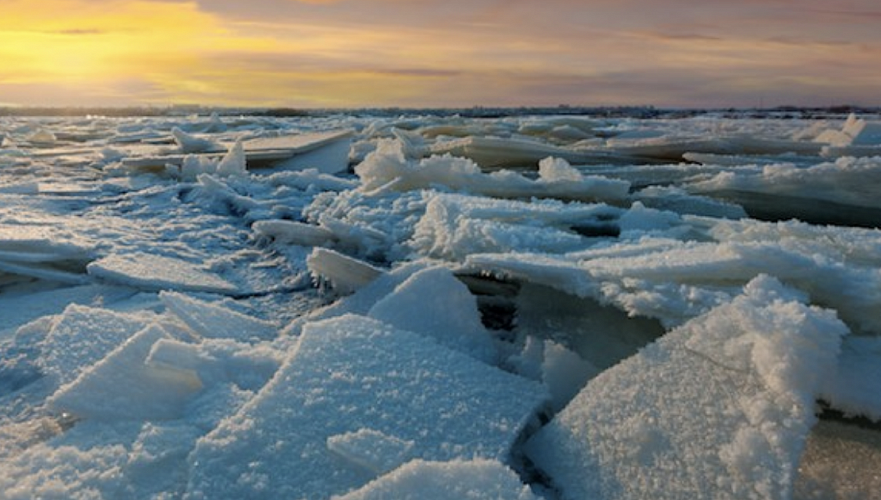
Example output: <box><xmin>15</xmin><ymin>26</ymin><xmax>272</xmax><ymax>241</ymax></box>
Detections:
<box><xmin>159</xmin><ymin>291</ymin><xmax>277</xmax><ymax>341</ymax></box>
<box><xmin>525</xmin><ymin>275</ymin><xmax>848</xmax><ymax>500</ymax></box>
<box><xmin>39</xmin><ymin>304</ymin><xmax>155</xmax><ymax>386</ymax></box>
<box><xmin>186</xmin><ymin>314</ymin><xmax>548</xmax><ymax>500</ymax></box>
<box><xmin>87</xmin><ymin>252</ymin><xmax>240</xmax><ymax>295</ymax></box>
<box><xmin>367</xmin><ymin>266</ymin><xmax>497</xmax><ymax>363</ymax></box>
<box><xmin>48</xmin><ymin>324</ymin><xmax>202</xmax><ymax>421</ymax></box>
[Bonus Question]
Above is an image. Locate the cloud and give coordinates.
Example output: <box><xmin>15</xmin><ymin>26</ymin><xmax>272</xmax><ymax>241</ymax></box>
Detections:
<box><xmin>52</xmin><ymin>29</ymin><xmax>107</xmax><ymax>35</ymax></box>
<box><xmin>1</xmin><ymin>0</ymin><xmax>878</xmax><ymax>107</ymax></box>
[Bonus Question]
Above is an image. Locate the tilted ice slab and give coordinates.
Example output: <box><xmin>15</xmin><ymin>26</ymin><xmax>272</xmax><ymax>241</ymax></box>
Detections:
<box><xmin>186</xmin><ymin>314</ymin><xmax>548</xmax><ymax>500</ymax></box>
<box><xmin>813</xmin><ymin>113</ymin><xmax>881</xmax><ymax>148</ymax></box>
<box><xmin>0</xmin><ymin>224</ymin><xmax>98</xmax><ymax>283</ymax></box>
<box><xmin>87</xmin><ymin>253</ymin><xmax>239</xmax><ymax>295</ymax></box>
<box><xmin>299</xmin><ymin>255</ymin><xmax>496</xmax><ymax>363</ymax></box>
<box><xmin>283</xmin><ymin>260</ymin><xmax>429</xmax><ymax>336</ymax></box>
<box><xmin>428</xmin><ymin>135</ymin><xmax>617</xmax><ymax>169</ymax></box>
<box><xmin>121</xmin><ymin>130</ymin><xmax>353</xmax><ymax>176</ymax></box>
<box><xmin>335</xmin><ymin>459</ymin><xmax>540</xmax><ymax>500</ymax></box>
<box><xmin>0</xmin><ymin>284</ymin><xmax>136</xmax><ymax>338</ymax></box>
<box><xmin>793</xmin><ymin>420</ymin><xmax>881</xmax><ymax>499</ymax></box>
<box><xmin>0</xmin><ymin>259</ymin><xmax>90</xmax><ymax>285</ymax></box>
<box><xmin>0</xmin><ymin>225</ymin><xmax>96</xmax><ymax>264</ymax></box>
<box><xmin>818</xmin><ymin>335</ymin><xmax>881</xmax><ymax>422</ymax></box>
<box><xmin>307</xmin><ymin>247</ymin><xmax>384</xmax><ymax>296</ymax></box>
<box><xmin>252</xmin><ymin>219</ymin><xmax>337</xmax><ymax>247</ymax></box>
<box><xmin>39</xmin><ymin>304</ymin><xmax>155</xmax><ymax>386</ymax></box>
<box><xmin>526</xmin><ymin>276</ymin><xmax>849</xmax><ymax>500</ymax></box>
<box><xmin>48</xmin><ymin>324</ymin><xmax>202</xmax><ymax>421</ymax></box>
<box><xmin>367</xmin><ymin>266</ymin><xmax>498</xmax><ymax>364</ymax></box>
<box><xmin>159</xmin><ymin>291</ymin><xmax>277</xmax><ymax>341</ymax></box>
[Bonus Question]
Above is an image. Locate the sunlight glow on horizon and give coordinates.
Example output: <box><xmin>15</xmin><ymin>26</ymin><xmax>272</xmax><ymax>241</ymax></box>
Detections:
<box><xmin>1</xmin><ymin>0</ymin><xmax>879</xmax><ymax>108</ymax></box>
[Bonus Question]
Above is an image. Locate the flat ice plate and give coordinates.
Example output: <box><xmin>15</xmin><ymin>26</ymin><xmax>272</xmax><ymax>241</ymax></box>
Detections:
<box><xmin>87</xmin><ymin>253</ymin><xmax>239</xmax><ymax>295</ymax></box>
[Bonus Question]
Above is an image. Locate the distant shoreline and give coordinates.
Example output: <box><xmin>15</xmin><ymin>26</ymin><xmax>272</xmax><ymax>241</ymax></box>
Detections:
<box><xmin>1</xmin><ymin>104</ymin><xmax>879</xmax><ymax>119</ymax></box>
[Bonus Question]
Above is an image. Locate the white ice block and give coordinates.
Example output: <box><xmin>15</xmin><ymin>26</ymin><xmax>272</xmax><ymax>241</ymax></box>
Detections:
<box><xmin>160</xmin><ymin>291</ymin><xmax>277</xmax><ymax>341</ymax></box>
<box><xmin>185</xmin><ymin>314</ymin><xmax>548</xmax><ymax>499</ymax></box>
<box><xmin>40</xmin><ymin>304</ymin><xmax>153</xmax><ymax>385</ymax></box>
<box><xmin>525</xmin><ymin>276</ymin><xmax>848</xmax><ymax>500</ymax></box>
<box><xmin>368</xmin><ymin>266</ymin><xmax>497</xmax><ymax>363</ymax></box>
<box><xmin>48</xmin><ymin>324</ymin><xmax>202</xmax><ymax>421</ymax></box>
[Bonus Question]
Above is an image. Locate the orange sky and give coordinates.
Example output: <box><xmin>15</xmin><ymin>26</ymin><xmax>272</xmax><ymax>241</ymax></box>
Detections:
<box><xmin>1</xmin><ymin>0</ymin><xmax>879</xmax><ymax>108</ymax></box>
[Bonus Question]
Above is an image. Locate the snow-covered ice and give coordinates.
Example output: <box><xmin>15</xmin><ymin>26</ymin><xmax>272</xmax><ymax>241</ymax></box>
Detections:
<box><xmin>525</xmin><ymin>276</ymin><xmax>848</xmax><ymax>500</ymax></box>
<box><xmin>335</xmin><ymin>458</ymin><xmax>541</xmax><ymax>500</ymax></box>
<box><xmin>185</xmin><ymin>314</ymin><xmax>547</xmax><ymax>499</ymax></box>
<box><xmin>2</xmin><ymin>110</ymin><xmax>881</xmax><ymax>499</ymax></box>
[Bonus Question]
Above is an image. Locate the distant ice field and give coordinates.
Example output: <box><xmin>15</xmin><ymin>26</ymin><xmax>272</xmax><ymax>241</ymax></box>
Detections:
<box><xmin>1</xmin><ymin>110</ymin><xmax>880</xmax><ymax>499</ymax></box>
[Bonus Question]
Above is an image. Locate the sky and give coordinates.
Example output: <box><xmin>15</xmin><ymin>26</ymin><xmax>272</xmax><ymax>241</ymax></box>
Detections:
<box><xmin>0</xmin><ymin>0</ymin><xmax>879</xmax><ymax>109</ymax></box>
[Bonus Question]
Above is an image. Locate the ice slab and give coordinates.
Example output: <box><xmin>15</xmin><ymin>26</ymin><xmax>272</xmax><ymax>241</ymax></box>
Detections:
<box><xmin>814</xmin><ymin>114</ymin><xmax>881</xmax><ymax>148</ymax></box>
<box><xmin>633</xmin><ymin>185</ymin><xmax>748</xmax><ymax>219</ymax></box>
<box><xmin>257</xmin><ymin>133</ymin><xmax>351</xmax><ymax>175</ymax></box>
<box><xmin>87</xmin><ymin>253</ymin><xmax>239</xmax><ymax>295</ymax></box>
<box><xmin>185</xmin><ymin>314</ymin><xmax>548</xmax><ymax>499</ymax></box>
<box><xmin>252</xmin><ymin>219</ymin><xmax>337</xmax><ymax>247</ymax></box>
<box><xmin>281</xmin><ymin>261</ymin><xmax>428</xmax><ymax>336</ymax></box>
<box><xmin>159</xmin><ymin>291</ymin><xmax>277</xmax><ymax>341</ymax></box>
<box><xmin>0</xmin><ymin>284</ymin><xmax>137</xmax><ymax>338</ymax></box>
<box><xmin>0</xmin><ymin>259</ymin><xmax>90</xmax><ymax>285</ymax></box>
<box><xmin>525</xmin><ymin>276</ymin><xmax>848</xmax><ymax>500</ymax></box>
<box><xmin>367</xmin><ymin>266</ymin><xmax>497</xmax><ymax>363</ymax></box>
<box><xmin>513</xmin><ymin>283</ymin><xmax>664</xmax><ymax>372</ymax></box>
<box><xmin>40</xmin><ymin>304</ymin><xmax>154</xmax><ymax>386</ymax></box>
<box><xmin>172</xmin><ymin>127</ymin><xmax>224</xmax><ymax>154</ymax></box>
<box><xmin>144</xmin><ymin>337</ymin><xmax>282</xmax><ymax>393</ymax></box>
<box><xmin>121</xmin><ymin>130</ymin><xmax>353</xmax><ymax>173</ymax></box>
<box><xmin>48</xmin><ymin>324</ymin><xmax>202</xmax><ymax>421</ymax></box>
<box><xmin>429</xmin><ymin>135</ymin><xmax>616</xmax><ymax>169</ymax></box>
<box><xmin>335</xmin><ymin>459</ymin><xmax>540</xmax><ymax>500</ymax></box>
<box><xmin>541</xmin><ymin>340</ymin><xmax>600</xmax><ymax>412</ymax></box>
<box><xmin>819</xmin><ymin>336</ymin><xmax>881</xmax><ymax>422</ymax></box>
<box><xmin>307</xmin><ymin>247</ymin><xmax>384</xmax><ymax>295</ymax></box>
<box><xmin>0</xmin><ymin>225</ymin><xmax>96</xmax><ymax>263</ymax></box>
<box><xmin>602</xmin><ymin>135</ymin><xmax>734</xmax><ymax>162</ymax></box>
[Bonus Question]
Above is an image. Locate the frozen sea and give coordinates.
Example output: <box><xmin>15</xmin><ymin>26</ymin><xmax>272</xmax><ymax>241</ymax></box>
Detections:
<box><xmin>1</xmin><ymin>110</ymin><xmax>880</xmax><ymax>499</ymax></box>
